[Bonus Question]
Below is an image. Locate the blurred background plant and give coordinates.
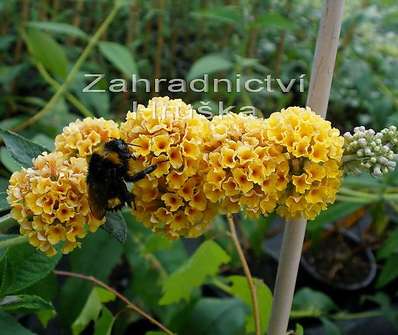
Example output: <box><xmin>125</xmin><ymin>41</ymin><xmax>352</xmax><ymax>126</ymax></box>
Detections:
<box><xmin>0</xmin><ymin>0</ymin><xmax>398</xmax><ymax>334</ymax></box>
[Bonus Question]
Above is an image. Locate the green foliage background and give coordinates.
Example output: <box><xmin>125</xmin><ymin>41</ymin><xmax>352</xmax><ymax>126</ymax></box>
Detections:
<box><xmin>0</xmin><ymin>0</ymin><xmax>397</xmax><ymax>334</ymax></box>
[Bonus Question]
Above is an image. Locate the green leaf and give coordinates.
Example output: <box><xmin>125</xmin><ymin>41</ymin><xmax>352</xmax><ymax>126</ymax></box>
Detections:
<box><xmin>0</xmin><ymin>147</ymin><xmax>22</xmax><ymax>172</ymax></box>
<box><xmin>191</xmin><ymin>6</ymin><xmax>241</xmax><ymax>25</ymax></box>
<box><xmin>293</xmin><ymin>288</ymin><xmax>337</xmax><ymax>314</ymax></box>
<box><xmin>183</xmin><ymin>298</ymin><xmax>247</xmax><ymax>335</ymax></box>
<box><xmin>145</xmin><ymin>332</ymin><xmax>167</xmax><ymax>335</ymax></box>
<box><xmin>0</xmin><ymin>294</ymin><xmax>53</xmax><ymax>312</ymax></box>
<box><xmin>187</xmin><ymin>54</ymin><xmax>232</xmax><ymax>81</ymax></box>
<box><xmin>94</xmin><ymin>307</ymin><xmax>115</xmax><ymax>335</ymax></box>
<box><xmin>58</xmin><ymin>230</ymin><xmax>123</xmax><ymax>325</ymax></box>
<box><xmin>24</xmin><ymin>28</ymin><xmax>69</xmax><ymax>79</ymax></box>
<box><xmin>102</xmin><ymin>212</ymin><xmax>127</xmax><ymax>244</ymax></box>
<box><xmin>295</xmin><ymin>323</ymin><xmax>304</xmax><ymax>335</ymax></box>
<box><xmin>72</xmin><ymin>287</ymin><xmax>115</xmax><ymax>335</ymax></box>
<box><xmin>308</xmin><ymin>202</ymin><xmax>363</xmax><ymax>228</ymax></box>
<box><xmin>27</xmin><ymin>21</ymin><xmax>88</xmax><ymax>39</ymax></box>
<box><xmin>0</xmin><ymin>311</ymin><xmax>35</xmax><ymax>335</ymax></box>
<box><xmin>98</xmin><ymin>42</ymin><xmax>138</xmax><ymax>77</ymax></box>
<box><xmin>378</xmin><ymin>228</ymin><xmax>398</xmax><ymax>259</ymax></box>
<box><xmin>321</xmin><ymin>318</ymin><xmax>342</xmax><ymax>335</ymax></box>
<box><xmin>0</xmin><ymin>128</ymin><xmax>48</xmax><ymax>168</ymax></box>
<box><xmin>228</xmin><ymin>275</ymin><xmax>272</xmax><ymax>334</ymax></box>
<box><xmin>0</xmin><ymin>193</ymin><xmax>10</xmax><ymax>211</ymax></box>
<box><xmin>252</xmin><ymin>13</ymin><xmax>296</xmax><ymax>30</ymax></box>
<box><xmin>159</xmin><ymin>240</ymin><xmax>230</xmax><ymax>305</ymax></box>
<box><xmin>0</xmin><ymin>243</ymin><xmax>61</xmax><ymax>296</ymax></box>
<box><xmin>376</xmin><ymin>254</ymin><xmax>398</xmax><ymax>288</ymax></box>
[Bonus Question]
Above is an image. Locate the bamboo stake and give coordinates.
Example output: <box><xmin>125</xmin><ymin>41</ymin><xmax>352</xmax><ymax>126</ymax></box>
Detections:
<box><xmin>267</xmin><ymin>2</ymin><xmax>344</xmax><ymax>335</ymax></box>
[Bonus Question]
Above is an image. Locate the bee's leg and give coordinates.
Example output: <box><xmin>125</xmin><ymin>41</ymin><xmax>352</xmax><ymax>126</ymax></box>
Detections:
<box><xmin>124</xmin><ymin>164</ymin><xmax>157</xmax><ymax>183</ymax></box>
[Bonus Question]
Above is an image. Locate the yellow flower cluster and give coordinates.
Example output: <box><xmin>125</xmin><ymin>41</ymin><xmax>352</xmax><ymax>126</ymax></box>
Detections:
<box><xmin>120</xmin><ymin>97</ymin><xmax>217</xmax><ymax>238</ymax></box>
<box><xmin>203</xmin><ymin>113</ymin><xmax>290</xmax><ymax>217</ymax></box>
<box><xmin>7</xmin><ymin>152</ymin><xmax>104</xmax><ymax>256</ymax></box>
<box><xmin>55</xmin><ymin>117</ymin><xmax>120</xmax><ymax>158</ymax></box>
<box><xmin>7</xmin><ymin>97</ymin><xmax>345</xmax><ymax>253</ymax></box>
<box><xmin>265</xmin><ymin>107</ymin><xmax>344</xmax><ymax>220</ymax></box>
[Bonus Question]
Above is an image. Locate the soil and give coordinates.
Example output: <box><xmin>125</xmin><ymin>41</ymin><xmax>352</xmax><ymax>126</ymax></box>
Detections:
<box><xmin>303</xmin><ymin>232</ymin><xmax>372</xmax><ymax>286</ymax></box>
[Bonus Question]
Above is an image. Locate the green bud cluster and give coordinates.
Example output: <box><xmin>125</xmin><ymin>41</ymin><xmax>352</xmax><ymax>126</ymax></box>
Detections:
<box><xmin>343</xmin><ymin>126</ymin><xmax>398</xmax><ymax>177</ymax></box>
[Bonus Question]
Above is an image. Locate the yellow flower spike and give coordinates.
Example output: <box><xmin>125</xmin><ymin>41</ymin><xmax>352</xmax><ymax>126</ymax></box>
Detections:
<box><xmin>263</xmin><ymin>106</ymin><xmax>344</xmax><ymax>220</ymax></box>
<box><xmin>120</xmin><ymin>97</ymin><xmax>214</xmax><ymax>238</ymax></box>
<box><xmin>7</xmin><ymin>152</ymin><xmax>104</xmax><ymax>256</ymax></box>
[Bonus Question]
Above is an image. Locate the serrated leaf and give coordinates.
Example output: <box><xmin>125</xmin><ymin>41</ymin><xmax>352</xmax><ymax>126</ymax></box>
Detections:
<box><xmin>27</xmin><ymin>21</ymin><xmax>88</xmax><ymax>39</ymax></box>
<box><xmin>0</xmin><ymin>311</ymin><xmax>35</xmax><ymax>335</ymax></box>
<box><xmin>102</xmin><ymin>212</ymin><xmax>127</xmax><ymax>244</ymax></box>
<box><xmin>0</xmin><ymin>294</ymin><xmax>53</xmax><ymax>312</ymax></box>
<box><xmin>72</xmin><ymin>287</ymin><xmax>115</xmax><ymax>335</ymax></box>
<box><xmin>228</xmin><ymin>275</ymin><xmax>272</xmax><ymax>334</ymax></box>
<box><xmin>0</xmin><ymin>128</ymin><xmax>48</xmax><ymax>168</ymax></box>
<box><xmin>0</xmin><ymin>243</ymin><xmax>61</xmax><ymax>296</ymax></box>
<box><xmin>293</xmin><ymin>288</ymin><xmax>337</xmax><ymax>314</ymax></box>
<box><xmin>159</xmin><ymin>240</ymin><xmax>230</xmax><ymax>305</ymax></box>
<box><xmin>187</xmin><ymin>54</ymin><xmax>232</xmax><ymax>81</ymax></box>
<box><xmin>184</xmin><ymin>298</ymin><xmax>246</xmax><ymax>335</ymax></box>
<box><xmin>99</xmin><ymin>42</ymin><xmax>138</xmax><ymax>77</ymax></box>
<box><xmin>24</xmin><ymin>28</ymin><xmax>69</xmax><ymax>79</ymax></box>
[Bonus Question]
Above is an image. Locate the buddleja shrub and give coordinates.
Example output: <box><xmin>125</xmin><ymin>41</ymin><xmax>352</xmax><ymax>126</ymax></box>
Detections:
<box><xmin>0</xmin><ymin>97</ymin><xmax>397</xmax><ymax>334</ymax></box>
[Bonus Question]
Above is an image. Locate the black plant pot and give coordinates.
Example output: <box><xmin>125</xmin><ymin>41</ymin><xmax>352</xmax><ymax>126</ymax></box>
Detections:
<box><xmin>301</xmin><ymin>229</ymin><xmax>377</xmax><ymax>291</ymax></box>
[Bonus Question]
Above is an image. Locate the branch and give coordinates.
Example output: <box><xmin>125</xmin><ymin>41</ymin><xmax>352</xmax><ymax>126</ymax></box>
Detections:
<box><xmin>54</xmin><ymin>270</ymin><xmax>175</xmax><ymax>335</ymax></box>
<box><xmin>227</xmin><ymin>214</ymin><xmax>261</xmax><ymax>335</ymax></box>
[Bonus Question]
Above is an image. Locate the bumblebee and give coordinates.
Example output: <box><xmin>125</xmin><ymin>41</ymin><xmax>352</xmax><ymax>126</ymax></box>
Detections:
<box><xmin>87</xmin><ymin>139</ymin><xmax>157</xmax><ymax>219</ymax></box>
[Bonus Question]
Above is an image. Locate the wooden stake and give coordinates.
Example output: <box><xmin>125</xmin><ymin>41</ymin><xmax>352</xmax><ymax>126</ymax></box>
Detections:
<box><xmin>267</xmin><ymin>2</ymin><xmax>344</xmax><ymax>335</ymax></box>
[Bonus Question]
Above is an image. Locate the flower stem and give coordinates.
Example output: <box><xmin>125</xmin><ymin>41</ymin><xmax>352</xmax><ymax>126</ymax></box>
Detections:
<box><xmin>0</xmin><ymin>235</ymin><xmax>28</xmax><ymax>249</ymax></box>
<box><xmin>13</xmin><ymin>0</ymin><xmax>122</xmax><ymax>131</ymax></box>
<box><xmin>227</xmin><ymin>214</ymin><xmax>261</xmax><ymax>335</ymax></box>
<box><xmin>54</xmin><ymin>270</ymin><xmax>175</xmax><ymax>335</ymax></box>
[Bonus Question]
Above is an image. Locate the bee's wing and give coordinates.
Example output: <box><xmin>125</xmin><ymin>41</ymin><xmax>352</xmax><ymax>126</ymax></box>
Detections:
<box><xmin>88</xmin><ymin>181</ymin><xmax>108</xmax><ymax>220</ymax></box>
